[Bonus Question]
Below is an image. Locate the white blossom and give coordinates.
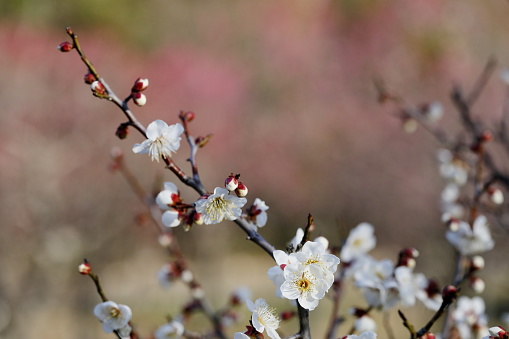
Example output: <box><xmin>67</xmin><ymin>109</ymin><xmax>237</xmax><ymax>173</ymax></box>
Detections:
<box><xmin>340</xmin><ymin>223</ymin><xmax>376</xmax><ymax>263</ymax></box>
<box><xmin>133</xmin><ymin>120</ymin><xmax>184</xmax><ymax>162</ymax></box>
<box><xmin>446</xmin><ymin>215</ymin><xmax>494</xmax><ymax>255</ymax></box>
<box><xmin>234</xmin><ymin>333</ymin><xmax>250</xmax><ymax>339</ymax></box>
<box><xmin>156</xmin><ymin>182</ymin><xmax>180</xmax><ymax>209</ymax></box>
<box><xmin>342</xmin><ymin>332</ymin><xmax>377</xmax><ymax>339</ymax></box>
<box><xmin>292</xmin><ymin>241</ymin><xmax>340</xmax><ymax>288</ymax></box>
<box><xmin>246</xmin><ymin>298</ymin><xmax>280</xmax><ymax>339</ymax></box>
<box><xmin>452</xmin><ymin>296</ymin><xmax>488</xmax><ymax>339</ymax></box>
<box><xmin>194</xmin><ymin>187</ymin><xmax>247</xmax><ymax>224</ymax></box>
<box><xmin>247</xmin><ymin>198</ymin><xmax>269</xmax><ymax>229</ymax></box>
<box><xmin>93</xmin><ymin>301</ymin><xmax>132</xmax><ymax>334</ymax></box>
<box><xmin>154</xmin><ymin>320</ymin><xmax>184</xmax><ymax>339</ymax></box>
<box><xmin>280</xmin><ymin>264</ymin><xmax>329</xmax><ymax>310</ymax></box>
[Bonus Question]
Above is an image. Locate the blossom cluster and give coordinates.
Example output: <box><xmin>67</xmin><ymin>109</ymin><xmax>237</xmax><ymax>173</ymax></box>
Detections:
<box><xmin>268</xmin><ymin>238</ymin><xmax>340</xmax><ymax>311</ymax></box>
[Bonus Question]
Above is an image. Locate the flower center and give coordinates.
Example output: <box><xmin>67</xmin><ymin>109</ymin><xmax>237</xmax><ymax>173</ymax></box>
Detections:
<box><xmin>109</xmin><ymin>307</ymin><xmax>120</xmax><ymax>318</ymax></box>
<box><xmin>205</xmin><ymin>196</ymin><xmax>234</xmax><ymax>221</ymax></box>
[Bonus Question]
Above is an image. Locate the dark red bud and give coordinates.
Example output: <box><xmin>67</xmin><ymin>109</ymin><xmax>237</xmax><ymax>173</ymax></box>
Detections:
<box><xmin>58</xmin><ymin>41</ymin><xmax>74</xmax><ymax>52</ymax></box>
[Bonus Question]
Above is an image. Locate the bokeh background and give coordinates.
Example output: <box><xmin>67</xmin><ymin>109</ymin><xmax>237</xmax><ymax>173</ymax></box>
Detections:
<box><xmin>1</xmin><ymin>0</ymin><xmax>509</xmax><ymax>338</ymax></box>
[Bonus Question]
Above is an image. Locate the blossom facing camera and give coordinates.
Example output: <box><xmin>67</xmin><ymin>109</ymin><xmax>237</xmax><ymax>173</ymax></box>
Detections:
<box><xmin>93</xmin><ymin>301</ymin><xmax>132</xmax><ymax>334</ymax></box>
<box><xmin>194</xmin><ymin>187</ymin><xmax>247</xmax><ymax>224</ymax></box>
<box><xmin>132</xmin><ymin>120</ymin><xmax>184</xmax><ymax>162</ymax></box>
<box><xmin>132</xmin><ymin>77</ymin><xmax>149</xmax><ymax>92</ymax></box>
<box><xmin>132</xmin><ymin>92</ymin><xmax>147</xmax><ymax>107</ymax></box>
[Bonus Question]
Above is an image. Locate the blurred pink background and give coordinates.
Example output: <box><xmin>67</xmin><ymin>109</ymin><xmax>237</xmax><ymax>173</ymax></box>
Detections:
<box><xmin>1</xmin><ymin>1</ymin><xmax>509</xmax><ymax>338</ymax></box>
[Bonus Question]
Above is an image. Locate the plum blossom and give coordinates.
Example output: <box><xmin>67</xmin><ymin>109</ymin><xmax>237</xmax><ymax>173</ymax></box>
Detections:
<box><xmin>154</xmin><ymin>320</ymin><xmax>184</xmax><ymax>339</ymax></box>
<box><xmin>132</xmin><ymin>120</ymin><xmax>184</xmax><ymax>162</ymax></box>
<box><xmin>446</xmin><ymin>215</ymin><xmax>494</xmax><ymax>255</ymax></box>
<box><xmin>246</xmin><ymin>198</ymin><xmax>269</xmax><ymax>229</ymax></box>
<box><xmin>280</xmin><ymin>263</ymin><xmax>329</xmax><ymax>310</ymax></box>
<box><xmin>341</xmin><ymin>332</ymin><xmax>377</xmax><ymax>339</ymax></box>
<box><xmin>452</xmin><ymin>296</ymin><xmax>489</xmax><ymax>339</ymax></box>
<box><xmin>437</xmin><ymin>149</ymin><xmax>469</xmax><ymax>186</ymax></box>
<box><xmin>340</xmin><ymin>223</ymin><xmax>376</xmax><ymax>263</ymax></box>
<box><xmin>93</xmin><ymin>301</ymin><xmax>132</xmax><ymax>334</ymax></box>
<box><xmin>194</xmin><ymin>187</ymin><xmax>247</xmax><ymax>224</ymax></box>
<box><xmin>353</xmin><ymin>257</ymin><xmax>400</xmax><ymax>310</ymax></box>
<box><xmin>246</xmin><ymin>298</ymin><xmax>280</xmax><ymax>339</ymax></box>
<box><xmin>292</xmin><ymin>241</ymin><xmax>340</xmax><ymax>288</ymax></box>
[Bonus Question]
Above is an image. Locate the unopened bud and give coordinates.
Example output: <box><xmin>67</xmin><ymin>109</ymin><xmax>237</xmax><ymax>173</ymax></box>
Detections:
<box><xmin>480</xmin><ymin>130</ymin><xmax>493</xmax><ymax>143</ymax></box>
<box><xmin>235</xmin><ymin>181</ymin><xmax>248</xmax><ymax>197</ymax></box>
<box><xmin>181</xmin><ymin>270</ymin><xmax>194</xmax><ymax>283</ymax></box>
<box><xmin>280</xmin><ymin>311</ymin><xmax>296</xmax><ymax>321</ymax></box>
<box><xmin>488</xmin><ymin>187</ymin><xmax>504</xmax><ymax>205</ymax></box>
<box><xmin>158</xmin><ymin>233</ymin><xmax>174</xmax><ymax>248</ymax></box>
<box><xmin>193</xmin><ymin>212</ymin><xmax>203</xmax><ymax>225</ymax></box>
<box><xmin>442</xmin><ymin>285</ymin><xmax>459</xmax><ymax>302</ymax></box>
<box><xmin>225</xmin><ymin>174</ymin><xmax>239</xmax><ymax>191</ymax></box>
<box><xmin>489</xmin><ymin>326</ymin><xmax>508</xmax><ymax>338</ymax></box>
<box><xmin>83</xmin><ymin>72</ymin><xmax>96</xmax><ymax>84</ymax></box>
<box><xmin>115</xmin><ymin>123</ymin><xmax>129</xmax><ymax>139</ymax></box>
<box><xmin>403</xmin><ymin>117</ymin><xmax>418</xmax><ymax>134</ymax></box>
<box><xmin>470</xmin><ymin>276</ymin><xmax>485</xmax><ymax>294</ymax></box>
<box><xmin>90</xmin><ymin>81</ymin><xmax>106</xmax><ymax>96</ymax></box>
<box><xmin>419</xmin><ymin>333</ymin><xmax>436</xmax><ymax>339</ymax></box>
<box><xmin>78</xmin><ymin>260</ymin><xmax>91</xmax><ymax>275</ymax></box>
<box><xmin>421</xmin><ymin>101</ymin><xmax>443</xmax><ymax>123</ymax></box>
<box><xmin>132</xmin><ymin>92</ymin><xmax>147</xmax><ymax>107</ymax></box>
<box><xmin>131</xmin><ymin>77</ymin><xmax>149</xmax><ymax>92</ymax></box>
<box><xmin>184</xmin><ymin>111</ymin><xmax>195</xmax><ymax>122</ymax></box>
<box><xmin>195</xmin><ymin>134</ymin><xmax>213</xmax><ymax>148</ymax></box>
<box><xmin>400</xmin><ymin>247</ymin><xmax>419</xmax><ymax>259</ymax></box>
<box><xmin>57</xmin><ymin>41</ymin><xmax>74</xmax><ymax>52</ymax></box>
<box><xmin>470</xmin><ymin>255</ymin><xmax>485</xmax><ymax>271</ymax></box>
<box><xmin>446</xmin><ymin>218</ymin><xmax>460</xmax><ymax>232</ymax></box>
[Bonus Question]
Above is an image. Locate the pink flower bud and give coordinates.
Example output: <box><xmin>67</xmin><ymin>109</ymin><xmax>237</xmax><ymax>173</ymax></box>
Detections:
<box><xmin>235</xmin><ymin>181</ymin><xmax>248</xmax><ymax>197</ymax></box>
<box><xmin>132</xmin><ymin>77</ymin><xmax>149</xmax><ymax>92</ymax></box>
<box><xmin>90</xmin><ymin>81</ymin><xmax>106</xmax><ymax>96</ymax></box>
<box><xmin>78</xmin><ymin>260</ymin><xmax>91</xmax><ymax>275</ymax></box>
<box><xmin>442</xmin><ymin>285</ymin><xmax>458</xmax><ymax>302</ymax></box>
<box><xmin>84</xmin><ymin>72</ymin><xmax>96</xmax><ymax>84</ymax></box>
<box><xmin>115</xmin><ymin>123</ymin><xmax>129</xmax><ymax>139</ymax></box>
<box><xmin>132</xmin><ymin>92</ymin><xmax>147</xmax><ymax>106</ymax></box>
<box><xmin>419</xmin><ymin>333</ymin><xmax>436</xmax><ymax>339</ymax></box>
<box><xmin>225</xmin><ymin>174</ymin><xmax>239</xmax><ymax>191</ymax></box>
<box><xmin>57</xmin><ymin>41</ymin><xmax>74</xmax><ymax>52</ymax></box>
<box><xmin>280</xmin><ymin>311</ymin><xmax>295</xmax><ymax>321</ymax></box>
<box><xmin>184</xmin><ymin>111</ymin><xmax>195</xmax><ymax>122</ymax></box>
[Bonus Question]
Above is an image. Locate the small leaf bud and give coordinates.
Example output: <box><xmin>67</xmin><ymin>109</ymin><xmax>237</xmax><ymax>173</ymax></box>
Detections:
<box><xmin>132</xmin><ymin>92</ymin><xmax>147</xmax><ymax>107</ymax></box>
<box><xmin>235</xmin><ymin>181</ymin><xmax>248</xmax><ymax>197</ymax></box>
<box><xmin>90</xmin><ymin>80</ymin><xmax>106</xmax><ymax>96</ymax></box>
<box><xmin>78</xmin><ymin>259</ymin><xmax>91</xmax><ymax>275</ymax></box>
<box><xmin>225</xmin><ymin>174</ymin><xmax>239</xmax><ymax>191</ymax></box>
<box><xmin>57</xmin><ymin>41</ymin><xmax>74</xmax><ymax>52</ymax></box>
<box><xmin>131</xmin><ymin>77</ymin><xmax>149</xmax><ymax>92</ymax></box>
<box><xmin>115</xmin><ymin>123</ymin><xmax>129</xmax><ymax>140</ymax></box>
<box><xmin>84</xmin><ymin>72</ymin><xmax>96</xmax><ymax>84</ymax></box>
